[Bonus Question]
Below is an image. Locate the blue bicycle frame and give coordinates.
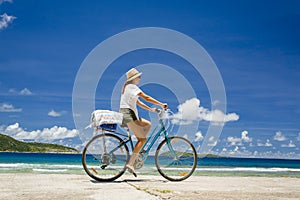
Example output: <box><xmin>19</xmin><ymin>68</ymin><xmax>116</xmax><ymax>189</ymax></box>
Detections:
<box><xmin>106</xmin><ymin>116</ymin><xmax>177</xmax><ymax>161</ymax></box>
<box><xmin>139</xmin><ymin>119</ymin><xmax>167</xmax><ymax>159</ymax></box>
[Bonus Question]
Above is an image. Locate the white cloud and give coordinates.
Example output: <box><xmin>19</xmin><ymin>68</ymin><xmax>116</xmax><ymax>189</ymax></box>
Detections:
<box><xmin>257</xmin><ymin>139</ymin><xmax>272</xmax><ymax>147</ymax></box>
<box><xmin>171</xmin><ymin>98</ymin><xmax>205</xmax><ymax>125</ymax></box>
<box><xmin>4</xmin><ymin>122</ymin><xmax>22</xmax><ymax>134</ymax></box>
<box><xmin>297</xmin><ymin>133</ymin><xmax>300</xmax><ymax>141</ymax></box>
<box><xmin>194</xmin><ymin>131</ymin><xmax>204</xmax><ymax>142</ymax></box>
<box><xmin>228</xmin><ymin>146</ymin><xmax>240</xmax><ymax>155</ymax></box>
<box><xmin>48</xmin><ymin>109</ymin><xmax>66</xmax><ymax>117</ymax></box>
<box><xmin>281</xmin><ymin>140</ymin><xmax>296</xmax><ymax>148</ymax></box>
<box><xmin>265</xmin><ymin>139</ymin><xmax>273</xmax><ymax>147</ymax></box>
<box><xmin>208</xmin><ymin>136</ymin><xmax>217</xmax><ymax>146</ymax></box>
<box><xmin>241</xmin><ymin>131</ymin><xmax>252</xmax><ymax>142</ymax></box>
<box><xmin>2</xmin><ymin>123</ymin><xmax>79</xmax><ymax>143</ymax></box>
<box><xmin>203</xmin><ymin>109</ymin><xmax>239</xmax><ymax>125</ymax></box>
<box><xmin>20</xmin><ymin>88</ymin><xmax>33</xmax><ymax>95</ymax></box>
<box><xmin>0</xmin><ymin>103</ymin><xmax>22</xmax><ymax>112</ymax></box>
<box><xmin>171</xmin><ymin>98</ymin><xmax>239</xmax><ymax>125</ymax></box>
<box><xmin>227</xmin><ymin>136</ymin><xmax>242</xmax><ymax>146</ymax></box>
<box><xmin>273</xmin><ymin>131</ymin><xmax>287</xmax><ymax>141</ymax></box>
<box><xmin>227</xmin><ymin>130</ymin><xmax>252</xmax><ymax>146</ymax></box>
<box><xmin>0</xmin><ymin>13</ymin><xmax>16</xmax><ymax>31</ymax></box>
<box><xmin>9</xmin><ymin>88</ymin><xmax>33</xmax><ymax>95</ymax></box>
<box><xmin>253</xmin><ymin>151</ymin><xmax>258</xmax><ymax>156</ymax></box>
<box><xmin>234</xmin><ymin>146</ymin><xmax>239</xmax><ymax>152</ymax></box>
<box><xmin>208</xmin><ymin>136</ymin><xmax>214</xmax><ymax>142</ymax></box>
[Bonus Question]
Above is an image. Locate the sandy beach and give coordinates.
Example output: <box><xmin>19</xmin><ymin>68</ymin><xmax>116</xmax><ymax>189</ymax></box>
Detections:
<box><xmin>1</xmin><ymin>173</ymin><xmax>300</xmax><ymax>200</ymax></box>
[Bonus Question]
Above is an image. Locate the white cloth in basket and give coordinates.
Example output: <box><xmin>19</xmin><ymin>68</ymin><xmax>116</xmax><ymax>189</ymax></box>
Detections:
<box><xmin>89</xmin><ymin>110</ymin><xmax>123</xmax><ymax>128</ymax></box>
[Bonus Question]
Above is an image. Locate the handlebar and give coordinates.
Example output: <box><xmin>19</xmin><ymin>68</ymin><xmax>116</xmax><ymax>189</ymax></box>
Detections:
<box><xmin>154</xmin><ymin>108</ymin><xmax>162</xmax><ymax>113</ymax></box>
<box><xmin>153</xmin><ymin>108</ymin><xmax>174</xmax><ymax>132</ymax></box>
<box><xmin>154</xmin><ymin>108</ymin><xmax>171</xmax><ymax>119</ymax></box>
<box><xmin>154</xmin><ymin>108</ymin><xmax>167</xmax><ymax>115</ymax></box>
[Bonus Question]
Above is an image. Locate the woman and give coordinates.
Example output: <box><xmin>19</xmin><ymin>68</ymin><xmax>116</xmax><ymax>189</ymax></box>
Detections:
<box><xmin>120</xmin><ymin>68</ymin><xmax>167</xmax><ymax>177</ymax></box>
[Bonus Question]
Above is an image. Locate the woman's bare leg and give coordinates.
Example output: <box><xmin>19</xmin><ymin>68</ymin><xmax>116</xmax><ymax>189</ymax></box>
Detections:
<box><xmin>126</xmin><ymin>119</ymin><xmax>151</xmax><ymax>167</ymax></box>
<box><xmin>138</xmin><ymin>118</ymin><xmax>151</xmax><ymax>137</ymax></box>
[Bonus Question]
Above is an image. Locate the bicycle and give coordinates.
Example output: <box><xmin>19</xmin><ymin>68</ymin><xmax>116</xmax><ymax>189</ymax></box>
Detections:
<box><xmin>82</xmin><ymin>109</ymin><xmax>197</xmax><ymax>182</ymax></box>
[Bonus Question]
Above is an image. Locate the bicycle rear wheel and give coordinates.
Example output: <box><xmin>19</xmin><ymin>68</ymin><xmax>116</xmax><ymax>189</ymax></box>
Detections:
<box><xmin>82</xmin><ymin>133</ymin><xmax>129</xmax><ymax>182</ymax></box>
<box><xmin>155</xmin><ymin>136</ymin><xmax>197</xmax><ymax>181</ymax></box>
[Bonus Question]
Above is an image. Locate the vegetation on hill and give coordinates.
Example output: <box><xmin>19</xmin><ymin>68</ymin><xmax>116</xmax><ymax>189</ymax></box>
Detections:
<box><xmin>0</xmin><ymin>133</ymin><xmax>79</xmax><ymax>153</ymax></box>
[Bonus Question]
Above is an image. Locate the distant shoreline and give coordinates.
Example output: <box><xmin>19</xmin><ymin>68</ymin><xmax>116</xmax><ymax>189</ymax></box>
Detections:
<box><xmin>1</xmin><ymin>151</ymin><xmax>300</xmax><ymax>161</ymax></box>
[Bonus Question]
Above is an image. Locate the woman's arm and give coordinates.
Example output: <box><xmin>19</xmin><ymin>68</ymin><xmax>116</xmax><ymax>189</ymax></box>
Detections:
<box><xmin>136</xmin><ymin>99</ymin><xmax>154</xmax><ymax>111</ymax></box>
<box><xmin>137</xmin><ymin>92</ymin><xmax>167</xmax><ymax>110</ymax></box>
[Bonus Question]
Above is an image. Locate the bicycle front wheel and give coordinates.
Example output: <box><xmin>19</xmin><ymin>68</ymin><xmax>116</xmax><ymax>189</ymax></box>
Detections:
<box><xmin>155</xmin><ymin>136</ymin><xmax>197</xmax><ymax>181</ymax></box>
<box><xmin>82</xmin><ymin>133</ymin><xmax>129</xmax><ymax>182</ymax></box>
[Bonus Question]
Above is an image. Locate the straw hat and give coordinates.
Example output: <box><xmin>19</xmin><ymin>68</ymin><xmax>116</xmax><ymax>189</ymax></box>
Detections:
<box><xmin>126</xmin><ymin>68</ymin><xmax>142</xmax><ymax>82</ymax></box>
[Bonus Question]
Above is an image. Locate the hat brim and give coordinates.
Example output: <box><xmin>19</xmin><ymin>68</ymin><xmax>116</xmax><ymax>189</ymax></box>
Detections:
<box><xmin>127</xmin><ymin>72</ymin><xmax>142</xmax><ymax>82</ymax></box>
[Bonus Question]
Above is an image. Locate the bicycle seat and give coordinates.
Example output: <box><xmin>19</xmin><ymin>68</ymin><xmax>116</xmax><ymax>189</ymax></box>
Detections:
<box><xmin>98</xmin><ymin>124</ymin><xmax>117</xmax><ymax>131</ymax></box>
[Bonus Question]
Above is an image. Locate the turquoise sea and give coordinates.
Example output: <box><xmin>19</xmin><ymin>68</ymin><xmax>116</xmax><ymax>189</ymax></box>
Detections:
<box><xmin>0</xmin><ymin>152</ymin><xmax>300</xmax><ymax>177</ymax></box>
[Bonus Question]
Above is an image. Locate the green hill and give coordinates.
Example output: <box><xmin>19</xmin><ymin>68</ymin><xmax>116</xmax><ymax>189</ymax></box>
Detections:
<box><xmin>0</xmin><ymin>133</ymin><xmax>79</xmax><ymax>153</ymax></box>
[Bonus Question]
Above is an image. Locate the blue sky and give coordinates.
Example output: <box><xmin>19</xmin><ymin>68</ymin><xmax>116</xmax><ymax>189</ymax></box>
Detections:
<box><xmin>0</xmin><ymin>0</ymin><xmax>299</xmax><ymax>158</ymax></box>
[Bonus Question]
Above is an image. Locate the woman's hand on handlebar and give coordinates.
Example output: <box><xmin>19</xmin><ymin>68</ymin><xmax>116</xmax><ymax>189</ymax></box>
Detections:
<box><xmin>161</xmin><ymin>103</ymin><xmax>168</xmax><ymax>110</ymax></box>
<box><xmin>149</xmin><ymin>103</ymin><xmax>167</xmax><ymax>113</ymax></box>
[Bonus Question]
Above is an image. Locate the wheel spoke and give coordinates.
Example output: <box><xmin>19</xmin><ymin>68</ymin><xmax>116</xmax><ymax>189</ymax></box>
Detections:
<box><xmin>155</xmin><ymin>136</ymin><xmax>197</xmax><ymax>181</ymax></box>
<box><xmin>82</xmin><ymin>133</ymin><xmax>129</xmax><ymax>182</ymax></box>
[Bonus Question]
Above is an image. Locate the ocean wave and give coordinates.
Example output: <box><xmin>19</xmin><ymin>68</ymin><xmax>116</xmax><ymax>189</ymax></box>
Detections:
<box><xmin>197</xmin><ymin>167</ymin><xmax>300</xmax><ymax>172</ymax></box>
<box><xmin>1</xmin><ymin>163</ymin><xmax>300</xmax><ymax>173</ymax></box>
<box><xmin>0</xmin><ymin>163</ymin><xmax>82</xmax><ymax>169</ymax></box>
<box><xmin>156</xmin><ymin>167</ymin><xmax>300</xmax><ymax>172</ymax></box>
<box><xmin>32</xmin><ymin>168</ymin><xmax>68</xmax><ymax>172</ymax></box>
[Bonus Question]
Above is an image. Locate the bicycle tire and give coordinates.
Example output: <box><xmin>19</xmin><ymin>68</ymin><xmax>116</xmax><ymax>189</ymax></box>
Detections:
<box><xmin>82</xmin><ymin>133</ymin><xmax>129</xmax><ymax>182</ymax></box>
<box><xmin>155</xmin><ymin>136</ymin><xmax>197</xmax><ymax>181</ymax></box>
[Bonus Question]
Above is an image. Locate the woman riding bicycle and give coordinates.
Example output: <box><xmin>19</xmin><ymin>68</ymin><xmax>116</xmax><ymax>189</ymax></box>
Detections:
<box><xmin>120</xmin><ymin>68</ymin><xmax>167</xmax><ymax>177</ymax></box>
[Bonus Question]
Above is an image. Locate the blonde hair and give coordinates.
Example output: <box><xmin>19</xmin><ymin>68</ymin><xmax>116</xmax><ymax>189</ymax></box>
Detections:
<box><xmin>122</xmin><ymin>80</ymin><xmax>133</xmax><ymax>94</ymax></box>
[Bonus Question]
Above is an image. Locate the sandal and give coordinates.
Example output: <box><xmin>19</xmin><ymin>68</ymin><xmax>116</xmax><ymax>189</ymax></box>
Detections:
<box><xmin>126</xmin><ymin>164</ymin><xmax>137</xmax><ymax>177</ymax></box>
